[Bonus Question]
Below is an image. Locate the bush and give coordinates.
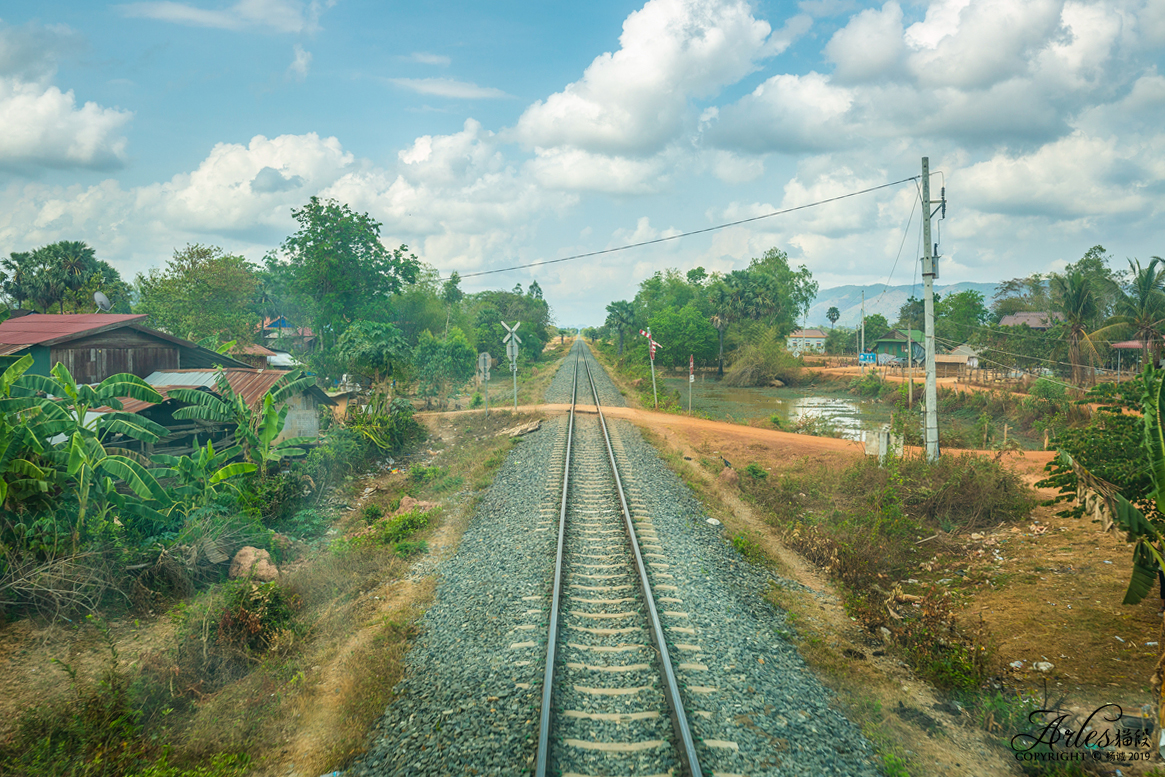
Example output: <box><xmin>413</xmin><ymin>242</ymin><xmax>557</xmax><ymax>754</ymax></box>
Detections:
<box><xmin>362</xmin><ymin>504</ymin><xmax>384</xmax><ymax>524</ymax></box>
<box><xmin>744</xmin><ymin>462</ymin><xmax>768</xmax><ymax>480</ymax></box>
<box><xmin>1029</xmin><ymin>377</ymin><xmax>1066</xmax><ymax>401</ymax></box>
<box><xmin>216</xmin><ymin>580</ymin><xmax>302</xmax><ymax>656</ymax></box>
<box><xmin>722</xmin><ymin>327</ymin><xmax>803</xmax><ymax>387</ymax></box>
<box><xmin>378</xmin><ymin>509</ymin><xmax>434</xmax><ymax>544</ymax></box>
<box><xmin>393</xmin><ymin>540</ymin><xmax>428</xmax><ymax>558</ymax></box>
<box><xmin>469</xmin><ymin>392</ymin><xmax>483</xmax><ymax>409</ymax></box>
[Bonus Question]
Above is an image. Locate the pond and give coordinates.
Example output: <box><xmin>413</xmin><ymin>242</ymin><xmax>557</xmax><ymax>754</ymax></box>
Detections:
<box><xmin>659</xmin><ymin>375</ymin><xmax>895</xmax><ymax>442</ymax></box>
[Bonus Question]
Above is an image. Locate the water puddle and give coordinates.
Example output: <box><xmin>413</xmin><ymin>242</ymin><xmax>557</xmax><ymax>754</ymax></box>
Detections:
<box><xmin>660</xmin><ymin>376</ymin><xmax>892</xmax><ymax>442</ymax></box>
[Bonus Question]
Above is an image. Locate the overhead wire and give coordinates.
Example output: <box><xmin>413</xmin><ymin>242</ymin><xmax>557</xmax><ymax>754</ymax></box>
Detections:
<box><xmin>445</xmin><ymin>176</ymin><xmax>920</xmax><ymax>281</ymax></box>
<box><xmin>868</xmin><ymin>186</ymin><xmax>920</xmax><ymax>311</ymax></box>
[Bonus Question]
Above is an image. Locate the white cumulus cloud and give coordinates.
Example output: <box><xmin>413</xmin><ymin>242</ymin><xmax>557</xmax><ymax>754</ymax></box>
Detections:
<box><xmin>387</xmin><ymin>78</ymin><xmax>510</xmax><ymax>99</ymax></box>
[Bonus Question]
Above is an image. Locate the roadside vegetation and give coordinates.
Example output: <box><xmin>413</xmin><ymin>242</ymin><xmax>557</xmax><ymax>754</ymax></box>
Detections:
<box><xmin>0</xmin><ymin>196</ymin><xmax>564</xmax><ymax>776</ymax></box>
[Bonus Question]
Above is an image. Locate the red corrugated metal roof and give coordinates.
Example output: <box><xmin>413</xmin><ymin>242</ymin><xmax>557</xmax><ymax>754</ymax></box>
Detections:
<box><xmin>0</xmin><ymin>314</ymin><xmax>147</xmax><ymax>350</ymax></box>
<box><xmin>232</xmin><ymin>343</ymin><xmax>277</xmax><ymax>356</ymax></box>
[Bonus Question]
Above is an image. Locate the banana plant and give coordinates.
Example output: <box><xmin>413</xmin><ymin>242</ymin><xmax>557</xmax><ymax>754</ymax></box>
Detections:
<box><xmin>1061</xmin><ymin>366</ymin><xmax>1165</xmax><ymax>605</ymax></box>
<box><xmin>151</xmin><ymin>439</ymin><xmax>257</xmax><ymax>510</ymax></box>
<box><xmin>14</xmin><ymin>362</ymin><xmax>169</xmax><ymax>446</ymax></box>
<box><xmin>0</xmin><ymin>354</ymin><xmax>50</xmax><ymax>506</ymax></box>
<box><xmin>169</xmin><ymin>367</ymin><xmax>317</xmax><ymax>472</ymax></box>
<box><xmin>65</xmin><ymin>432</ymin><xmax>170</xmax><ymax>552</ymax></box>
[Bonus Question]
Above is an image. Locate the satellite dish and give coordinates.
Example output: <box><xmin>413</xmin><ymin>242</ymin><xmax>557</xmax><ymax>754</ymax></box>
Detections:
<box><xmin>93</xmin><ymin>291</ymin><xmax>112</xmax><ymax>312</ymax></box>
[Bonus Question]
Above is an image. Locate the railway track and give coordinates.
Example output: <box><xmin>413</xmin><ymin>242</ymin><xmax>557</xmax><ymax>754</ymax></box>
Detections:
<box><xmin>536</xmin><ymin>346</ymin><xmax>703</xmax><ymax>777</ymax></box>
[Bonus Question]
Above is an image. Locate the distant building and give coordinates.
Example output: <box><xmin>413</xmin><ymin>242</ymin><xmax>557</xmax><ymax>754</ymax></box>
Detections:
<box><xmin>0</xmin><ymin>313</ymin><xmax>248</xmax><ymax>382</ymax></box>
<box><xmin>787</xmin><ymin>328</ymin><xmax>827</xmax><ymax>352</ymax></box>
<box><xmin>871</xmin><ymin>329</ymin><xmax>924</xmax><ymax>360</ymax></box>
<box><xmin>999</xmin><ymin>312</ymin><xmax>1063</xmax><ymax>329</ymax></box>
<box><xmin>949</xmin><ymin>344</ymin><xmax>980</xmax><ymax>369</ymax></box>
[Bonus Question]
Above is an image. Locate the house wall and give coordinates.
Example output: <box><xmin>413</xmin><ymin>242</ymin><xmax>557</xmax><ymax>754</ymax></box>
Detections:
<box><xmin>50</xmin><ymin>329</ymin><xmax>180</xmax><ymax>383</ymax></box>
<box><xmin>277</xmin><ymin>393</ymin><xmax>321</xmax><ymax>443</ymax></box>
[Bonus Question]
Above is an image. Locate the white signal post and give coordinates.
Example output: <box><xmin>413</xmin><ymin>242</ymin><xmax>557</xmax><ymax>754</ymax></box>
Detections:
<box><xmin>478</xmin><ymin>352</ymin><xmax>491</xmax><ymax>415</ymax></box>
<box><xmin>680</xmin><ymin>354</ymin><xmax>689</xmax><ymax>417</ymax></box>
<box><xmin>502</xmin><ymin>321</ymin><xmax>521</xmax><ymax>410</ymax></box>
<box><xmin>638</xmin><ymin>328</ymin><xmax>662</xmax><ymax>409</ymax></box>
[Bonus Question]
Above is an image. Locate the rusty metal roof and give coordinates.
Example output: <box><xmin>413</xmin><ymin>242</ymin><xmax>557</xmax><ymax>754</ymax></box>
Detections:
<box><xmin>0</xmin><ymin>314</ymin><xmax>148</xmax><ymax>355</ymax></box>
<box><xmin>141</xmin><ymin>368</ymin><xmax>334</xmax><ymax>411</ymax></box>
<box><xmin>231</xmin><ymin>343</ymin><xmax>277</xmax><ymax>357</ymax></box>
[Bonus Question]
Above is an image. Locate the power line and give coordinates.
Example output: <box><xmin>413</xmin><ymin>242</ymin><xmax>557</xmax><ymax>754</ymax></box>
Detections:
<box><xmin>448</xmin><ymin>176</ymin><xmax>920</xmax><ymax>281</ymax></box>
<box><xmin>869</xmin><ymin>187</ymin><xmax>920</xmax><ymax>310</ymax></box>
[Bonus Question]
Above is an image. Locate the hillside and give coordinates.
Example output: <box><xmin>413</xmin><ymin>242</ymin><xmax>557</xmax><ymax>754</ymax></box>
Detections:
<box><xmin>807</xmin><ymin>281</ymin><xmax>998</xmax><ymax>328</ymax></box>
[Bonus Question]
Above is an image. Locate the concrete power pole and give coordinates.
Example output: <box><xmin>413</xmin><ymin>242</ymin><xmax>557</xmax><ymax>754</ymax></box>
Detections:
<box><xmin>921</xmin><ymin>157</ymin><xmax>939</xmax><ymax>461</ymax></box>
<box><xmin>860</xmin><ymin>291</ymin><xmax>865</xmax><ymax>373</ymax></box>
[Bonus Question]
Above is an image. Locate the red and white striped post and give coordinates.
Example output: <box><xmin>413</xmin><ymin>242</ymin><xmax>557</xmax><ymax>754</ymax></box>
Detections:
<box><xmin>638</xmin><ymin>328</ymin><xmax>662</xmax><ymax>409</ymax></box>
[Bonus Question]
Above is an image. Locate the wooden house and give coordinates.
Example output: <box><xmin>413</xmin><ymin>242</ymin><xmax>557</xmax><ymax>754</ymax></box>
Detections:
<box><xmin>0</xmin><ymin>313</ymin><xmax>249</xmax><ymax>381</ymax></box>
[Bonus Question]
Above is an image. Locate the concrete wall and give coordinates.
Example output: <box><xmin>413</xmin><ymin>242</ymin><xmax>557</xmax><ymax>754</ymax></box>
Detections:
<box><xmin>276</xmin><ymin>393</ymin><xmax>321</xmax><ymax>443</ymax></box>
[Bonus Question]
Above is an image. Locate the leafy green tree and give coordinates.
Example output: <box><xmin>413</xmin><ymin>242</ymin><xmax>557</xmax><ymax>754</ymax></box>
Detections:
<box><xmin>646</xmin><ymin>304</ymin><xmax>717</xmax><ymax>368</ymax></box>
<box><xmin>136</xmin><ymin>244</ymin><xmax>261</xmax><ymax>345</ymax></box>
<box><xmin>861</xmin><ymin>313</ymin><xmax>890</xmax><ymax>345</ymax></box>
<box><xmin>413</xmin><ymin>328</ymin><xmax>475</xmax><ymax>405</ymax></box>
<box><xmin>337</xmin><ymin>321</ymin><xmax>410</xmax><ymax>392</ymax></box>
<box><xmin>935</xmin><ymin>289</ymin><xmax>989</xmax><ymax>344</ymax></box>
<box><xmin>527</xmin><ymin>279</ymin><xmax>543</xmax><ymax>300</ymax></box>
<box><xmin>826</xmin><ymin>306</ymin><xmax>840</xmax><ymax>328</ymax></box>
<box><xmin>279</xmin><ymin>197</ymin><xmax>420</xmax><ymax>347</ymax></box>
<box><xmin>686</xmin><ymin>267</ymin><xmax>708</xmax><ymax>286</ymax></box>
<box><xmin>605</xmin><ymin>300</ymin><xmax>636</xmax><ymax>356</ymax></box>
<box><xmin>992</xmin><ymin>273</ymin><xmax>1050</xmax><ymax>320</ymax></box>
<box><xmin>441</xmin><ymin>272</ymin><xmax>464</xmax><ymax>337</ymax></box>
<box><xmin>747</xmin><ymin>247</ymin><xmax>819</xmax><ymax>334</ymax></box>
<box><xmin>1</xmin><ymin>252</ymin><xmax>34</xmax><ymax>309</ymax></box>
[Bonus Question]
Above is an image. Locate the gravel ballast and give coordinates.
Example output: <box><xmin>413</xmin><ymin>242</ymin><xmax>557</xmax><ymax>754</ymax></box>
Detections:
<box><xmin>348</xmin><ymin>342</ymin><xmax>882</xmax><ymax>775</ymax></box>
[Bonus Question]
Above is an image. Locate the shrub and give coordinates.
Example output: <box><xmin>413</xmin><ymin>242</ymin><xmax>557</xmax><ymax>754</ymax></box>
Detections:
<box><xmin>1028</xmin><ymin>377</ymin><xmax>1066</xmax><ymax>401</ymax></box>
<box><xmin>216</xmin><ymin>580</ymin><xmax>302</xmax><ymax>656</ymax></box>
<box><xmin>378</xmin><ymin>509</ymin><xmax>434</xmax><ymax>544</ymax></box>
<box><xmin>277</xmin><ymin>507</ymin><xmax>330</xmax><ymax>540</ymax></box>
<box><xmin>362</xmin><ymin>504</ymin><xmax>384</xmax><ymax>524</ymax></box>
<box><xmin>469</xmin><ymin>392</ymin><xmax>483</xmax><ymax>409</ymax></box>
<box><xmin>722</xmin><ymin>328</ymin><xmax>803</xmax><ymax>387</ymax></box>
<box><xmin>393</xmin><ymin>540</ymin><xmax>428</xmax><ymax>558</ymax></box>
<box><xmin>744</xmin><ymin>462</ymin><xmax>768</xmax><ymax>480</ymax></box>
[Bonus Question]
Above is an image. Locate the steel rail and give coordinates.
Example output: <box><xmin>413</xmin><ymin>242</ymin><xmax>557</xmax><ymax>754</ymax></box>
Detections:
<box><xmin>534</xmin><ymin>348</ymin><xmax>578</xmax><ymax>777</ymax></box>
<box><xmin>582</xmin><ymin>350</ymin><xmax>704</xmax><ymax>777</ymax></box>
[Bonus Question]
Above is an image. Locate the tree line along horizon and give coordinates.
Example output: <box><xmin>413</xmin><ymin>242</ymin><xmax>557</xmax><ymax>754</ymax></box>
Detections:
<box><xmin>587</xmin><ymin>244</ymin><xmax>1165</xmax><ymax>388</ymax></box>
<box><xmin>0</xmin><ymin>196</ymin><xmax>556</xmax><ymax>398</ymax></box>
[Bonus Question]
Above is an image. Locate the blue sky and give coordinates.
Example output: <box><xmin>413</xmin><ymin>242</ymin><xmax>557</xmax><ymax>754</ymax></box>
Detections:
<box><xmin>2</xmin><ymin>0</ymin><xmax>1164</xmax><ymax>326</ymax></box>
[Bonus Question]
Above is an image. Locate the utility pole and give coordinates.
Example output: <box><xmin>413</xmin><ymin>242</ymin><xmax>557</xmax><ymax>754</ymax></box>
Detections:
<box><xmin>860</xmin><ymin>291</ymin><xmax>865</xmax><ymax>373</ymax></box>
<box><xmin>921</xmin><ymin>157</ymin><xmax>940</xmax><ymax>462</ymax></box>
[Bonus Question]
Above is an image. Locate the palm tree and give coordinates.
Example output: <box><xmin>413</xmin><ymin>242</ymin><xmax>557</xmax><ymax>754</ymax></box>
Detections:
<box><xmin>605</xmin><ymin>300</ymin><xmax>635</xmax><ymax>355</ymax></box>
<box><xmin>52</xmin><ymin>241</ymin><xmax>98</xmax><ymax>298</ymax></box>
<box><xmin>1051</xmin><ymin>270</ymin><xmax>1102</xmax><ymax>386</ymax></box>
<box><xmin>1</xmin><ymin>252</ymin><xmax>34</xmax><ymax>309</ymax></box>
<box><xmin>1095</xmin><ymin>257</ymin><xmax>1165</xmax><ymax>370</ymax></box>
<box><xmin>827</xmin><ymin>306</ymin><xmax>840</xmax><ymax>328</ymax></box>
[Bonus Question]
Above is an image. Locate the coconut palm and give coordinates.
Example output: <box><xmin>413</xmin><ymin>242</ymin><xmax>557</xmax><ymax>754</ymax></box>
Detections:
<box><xmin>605</xmin><ymin>300</ymin><xmax>636</xmax><ymax>356</ymax></box>
<box><xmin>1051</xmin><ymin>270</ymin><xmax>1103</xmax><ymax>386</ymax></box>
<box><xmin>1096</xmin><ymin>258</ymin><xmax>1165</xmax><ymax>370</ymax></box>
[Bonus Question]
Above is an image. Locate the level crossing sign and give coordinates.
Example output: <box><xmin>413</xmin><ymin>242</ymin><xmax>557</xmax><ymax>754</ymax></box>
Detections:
<box><xmin>502</xmin><ymin>321</ymin><xmax>521</xmax><ymax>367</ymax></box>
<box><xmin>638</xmin><ymin>329</ymin><xmax>662</xmax><ymax>359</ymax></box>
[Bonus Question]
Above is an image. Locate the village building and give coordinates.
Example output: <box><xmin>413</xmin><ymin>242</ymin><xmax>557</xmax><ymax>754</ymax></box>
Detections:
<box><xmin>786</xmin><ymin>328</ymin><xmax>827</xmax><ymax>352</ymax></box>
<box><xmin>871</xmin><ymin>329</ymin><xmax>924</xmax><ymax>360</ymax></box>
<box><xmin>0</xmin><ymin>313</ymin><xmax>248</xmax><ymax>380</ymax></box>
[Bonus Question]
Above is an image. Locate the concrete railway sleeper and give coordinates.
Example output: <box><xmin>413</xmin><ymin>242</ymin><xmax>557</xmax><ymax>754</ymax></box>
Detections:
<box><xmin>535</xmin><ymin>347</ymin><xmax>703</xmax><ymax>777</ymax></box>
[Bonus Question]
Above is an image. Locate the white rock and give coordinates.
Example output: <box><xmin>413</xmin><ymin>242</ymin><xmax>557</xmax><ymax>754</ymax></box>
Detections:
<box><xmin>706</xmin><ymin>518</ymin><xmax>721</xmax><ymax>526</ymax></box>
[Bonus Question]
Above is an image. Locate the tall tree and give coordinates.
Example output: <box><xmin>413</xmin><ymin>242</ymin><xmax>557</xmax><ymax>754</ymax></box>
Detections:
<box><xmin>605</xmin><ymin>300</ymin><xmax>636</xmax><ymax>356</ymax></box>
<box><xmin>747</xmin><ymin>247</ymin><xmax>818</xmax><ymax>335</ymax></box>
<box><xmin>136</xmin><ymin>244</ymin><xmax>261</xmax><ymax>345</ymax></box>
<box><xmin>826</xmin><ymin>306</ymin><xmax>840</xmax><ymax>328</ymax></box>
<box><xmin>279</xmin><ymin>197</ymin><xmax>420</xmax><ymax>347</ymax></box>
<box><xmin>1051</xmin><ymin>270</ymin><xmax>1102</xmax><ymax>386</ymax></box>
<box><xmin>441</xmin><ymin>271</ymin><xmax>463</xmax><ymax>338</ymax></box>
<box><xmin>1097</xmin><ymin>257</ymin><xmax>1165</xmax><ymax>368</ymax></box>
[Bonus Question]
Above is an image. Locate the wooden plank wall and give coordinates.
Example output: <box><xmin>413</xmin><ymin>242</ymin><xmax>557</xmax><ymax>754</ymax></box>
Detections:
<box><xmin>52</xmin><ymin>346</ymin><xmax>178</xmax><ymax>384</ymax></box>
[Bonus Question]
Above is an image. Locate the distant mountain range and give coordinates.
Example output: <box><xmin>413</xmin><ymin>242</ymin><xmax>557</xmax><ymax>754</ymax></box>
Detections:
<box><xmin>806</xmin><ymin>282</ymin><xmax>999</xmax><ymax>329</ymax></box>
